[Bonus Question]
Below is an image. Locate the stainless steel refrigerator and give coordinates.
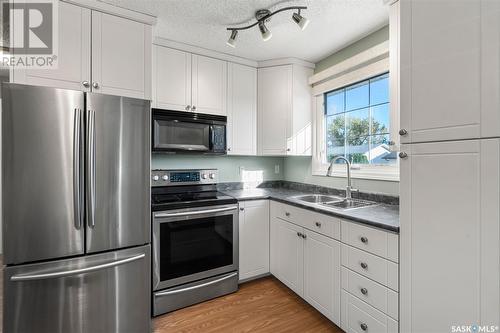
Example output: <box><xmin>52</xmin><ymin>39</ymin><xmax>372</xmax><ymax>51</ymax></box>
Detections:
<box><xmin>1</xmin><ymin>83</ymin><xmax>151</xmax><ymax>333</ymax></box>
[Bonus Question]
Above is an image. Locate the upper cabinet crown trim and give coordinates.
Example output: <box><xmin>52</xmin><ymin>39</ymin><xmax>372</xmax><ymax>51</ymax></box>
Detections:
<box><xmin>154</xmin><ymin>37</ymin><xmax>258</xmax><ymax>68</ymax></box>
<box><xmin>257</xmin><ymin>58</ymin><xmax>315</xmax><ymax>69</ymax></box>
<box><xmin>63</xmin><ymin>0</ymin><xmax>157</xmax><ymax>25</ymax></box>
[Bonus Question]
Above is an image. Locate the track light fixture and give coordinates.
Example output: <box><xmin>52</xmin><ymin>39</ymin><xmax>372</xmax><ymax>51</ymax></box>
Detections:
<box><xmin>226</xmin><ymin>5</ymin><xmax>308</xmax><ymax>47</ymax></box>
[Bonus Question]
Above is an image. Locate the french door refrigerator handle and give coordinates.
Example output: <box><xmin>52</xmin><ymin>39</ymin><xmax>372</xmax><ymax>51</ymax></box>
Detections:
<box><xmin>73</xmin><ymin>108</ymin><xmax>83</xmax><ymax>229</ymax></box>
<box><xmin>10</xmin><ymin>254</ymin><xmax>146</xmax><ymax>282</ymax></box>
<box><xmin>153</xmin><ymin>206</ymin><xmax>238</xmax><ymax>218</ymax></box>
<box><xmin>87</xmin><ymin>110</ymin><xmax>96</xmax><ymax>228</ymax></box>
<box><xmin>155</xmin><ymin>272</ymin><xmax>238</xmax><ymax>297</ymax></box>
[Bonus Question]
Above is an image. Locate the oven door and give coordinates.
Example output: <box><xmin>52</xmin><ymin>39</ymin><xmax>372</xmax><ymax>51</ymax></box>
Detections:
<box><xmin>153</xmin><ymin>119</ymin><xmax>211</xmax><ymax>152</ymax></box>
<box><xmin>152</xmin><ymin>204</ymin><xmax>238</xmax><ymax>291</ymax></box>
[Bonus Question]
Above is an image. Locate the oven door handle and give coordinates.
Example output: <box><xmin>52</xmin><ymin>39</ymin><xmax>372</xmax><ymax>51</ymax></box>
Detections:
<box><xmin>154</xmin><ymin>272</ymin><xmax>238</xmax><ymax>297</ymax></box>
<box><xmin>154</xmin><ymin>206</ymin><xmax>237</xmax><ymax>218</ymax></box>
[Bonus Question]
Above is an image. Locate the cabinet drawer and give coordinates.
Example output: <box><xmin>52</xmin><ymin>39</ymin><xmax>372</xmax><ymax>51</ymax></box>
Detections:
<box><xmin>342</xmin><ymin>267</ymin><xmax>398</xmax><ymax>320</ymax></box>
<box><xmin>341</xmin><ymin>290</ymin><xmax>398</xmax><ymax>333</ymax></box>
<box><xmin>342</xmin><ymin>244</ymin><xmax>398</xmax><ymax>291</ymax></box>
<box><xmin>341</xmin><ymin>221</ymin><xmax>399</xmax><ymax>262</ymax></box>
<box><xmin>270</xmin><ymin>201</ymin><xmax>340</xmax><ymax>240</ymax></box>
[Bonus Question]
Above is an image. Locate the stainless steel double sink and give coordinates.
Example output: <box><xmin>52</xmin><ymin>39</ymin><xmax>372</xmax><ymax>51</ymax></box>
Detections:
<box><xmin>291</xmin><ymin>194</ymin><xmax>376</xmax><ymax>210</ymax></box>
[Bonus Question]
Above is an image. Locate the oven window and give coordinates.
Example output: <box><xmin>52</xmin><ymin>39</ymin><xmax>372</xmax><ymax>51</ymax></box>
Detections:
<box><xmin>159</xmin><ymin>214</ymin><xmax>233</xmax><ymax>281</ymax></box>
<box><xmin>154</xmin><ymin>120</ymin><xmax>210</xmax><ymax>151</ymax></box>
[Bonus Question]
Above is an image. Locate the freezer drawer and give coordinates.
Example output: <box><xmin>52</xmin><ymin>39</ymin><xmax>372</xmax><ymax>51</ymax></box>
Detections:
<box><xmin>3</xmin><ymin>245</ymin><xmax>151</xmax><ymax>333</ymax></box>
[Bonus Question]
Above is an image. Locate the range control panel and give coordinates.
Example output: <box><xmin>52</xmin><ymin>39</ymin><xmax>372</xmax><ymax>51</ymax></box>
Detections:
<box><xmin>151</xmin><ymin>169</ymin><xmax>218</xmax><ymax>187</ymax></box>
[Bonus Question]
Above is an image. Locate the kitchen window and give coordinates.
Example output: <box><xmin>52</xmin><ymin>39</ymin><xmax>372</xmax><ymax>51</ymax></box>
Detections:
<box><xmin>313</xmin><ymin>71</ymin><xmax>399</xmax><ymax>181</ymax></box>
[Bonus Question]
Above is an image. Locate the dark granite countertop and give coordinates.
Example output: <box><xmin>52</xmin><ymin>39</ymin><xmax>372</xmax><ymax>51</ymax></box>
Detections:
<box><xmin>221</xmin><ymin>187</ymin><xmax>399</xmax><ymax>233</ymax></box>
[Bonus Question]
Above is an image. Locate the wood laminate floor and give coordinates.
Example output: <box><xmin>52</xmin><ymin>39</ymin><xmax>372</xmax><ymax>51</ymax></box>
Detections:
<box><xmin>154</xmin><ymin>276</ymin><xmax>343</xmax><ymax>333</ymax></box>
<box><xmin>0</xmin><ymin>256</ymin><xmax>341</xmax><ymax>333</ymax></box>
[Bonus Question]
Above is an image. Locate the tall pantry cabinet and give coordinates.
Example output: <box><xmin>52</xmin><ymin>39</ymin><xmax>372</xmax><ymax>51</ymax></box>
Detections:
<box><xmin>394</xmin><ymin>0</ymin><xmax>500</xmax><ymax>331</ymax></box>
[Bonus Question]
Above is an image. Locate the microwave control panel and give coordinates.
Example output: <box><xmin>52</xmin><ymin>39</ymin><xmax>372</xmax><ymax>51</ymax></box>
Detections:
<box><xmin>151</xmin><ymin>169</ymin><xmax>218</xmax><ymax>187</ymax></box>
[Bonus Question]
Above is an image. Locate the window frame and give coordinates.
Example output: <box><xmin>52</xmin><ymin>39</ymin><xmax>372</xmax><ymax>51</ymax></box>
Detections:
<box><xmin>311</xmin><ymin>57</ymin><xmax>399</xmax><ymax>182</ymax></box>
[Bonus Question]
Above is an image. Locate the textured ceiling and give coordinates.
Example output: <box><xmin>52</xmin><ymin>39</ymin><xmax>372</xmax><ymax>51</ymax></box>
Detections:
<box><xmin>98</xmin><ymin>0</ymin><xmax>389</xmax><ymax>63</ymax></box>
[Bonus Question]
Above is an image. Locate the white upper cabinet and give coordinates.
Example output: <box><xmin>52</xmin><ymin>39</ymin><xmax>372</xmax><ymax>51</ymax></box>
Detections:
<box><xmin>11</xmin><ymin>1</ymin><xmax>152</xmax><ymax>99</ymax></box>
<box><xmin>399</xmin><ymin>0</ymin><xmax>500</xmax><ymax>143</ymax></box>
<box><xmin>191</xmin><ymin>55</ymin><xmax>227</xmax><ymax>115</ymax></box>
<box><xmin>227</xmin><ymin>63</ymin><xmax>257</xmax><ymax>155</ymax></box>
<box><xmin>152</xmin><ymin>48</ymin><xmax>227</xmax><ymax>116</ymax></box>
<box><xmin>153</xmin><ymin>46</ymin><xmax>192</xmax><ymax>111</ymax></box>
<box><xmin>258</xmin><ymin>64</ymin><xmax>313</xmax><ymax>156</ymax></box>
<box><xmin>400</xmin><ymin>139</ymin><xmax>500</xmax><ymax>332</ymax></box>
<box><xmin>91</xmin><ymin>11</ymin><xmax>151</xmax><ymax>99</ymax></box>
<box><xmin>11</xmin><ymin>1</ymin><xmax>91</xmax><ymax>91</ymax></box>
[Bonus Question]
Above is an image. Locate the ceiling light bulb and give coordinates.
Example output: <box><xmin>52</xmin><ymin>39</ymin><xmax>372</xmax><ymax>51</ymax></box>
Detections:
<box><xmin>226</xmin><ymin>30</ymin><xmax>238</xmax><ymax>48</ymax></box>
<box><xmin>258</xmin><ymin>21</ymin><xmax>272</xmax><ymax>41</ymax></box>
<box><xmin>292</xmin><ymin>12</ymin><xmax>310</xmax><ymax>31</ymax></box>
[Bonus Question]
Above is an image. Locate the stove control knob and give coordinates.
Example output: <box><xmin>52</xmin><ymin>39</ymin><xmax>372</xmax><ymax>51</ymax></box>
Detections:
<box><xmin>162</xmin><ymin>175</ymin><xmax>169</xmax><ymax>181</ymax></box>
<box><xmin>152</xmin><ymin>175</ymin><xmax>159</xmax><ymax>181</ymax></box>
<box><xmin>202</xmin><ymin>174</ymin><xmax>208</xmax><ymax>179</ymax></box>
<box><xmin>209</xmin><ymin>173</ymin><xmax>216</xmax><ymax>179</ymax></box>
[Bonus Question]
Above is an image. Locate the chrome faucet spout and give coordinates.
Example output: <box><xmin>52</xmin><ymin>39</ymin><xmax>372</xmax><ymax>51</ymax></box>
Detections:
<box><xmin>326</xmin><ymin>156</ymin><xmax>355</xmax><ymax>199</ymax></box>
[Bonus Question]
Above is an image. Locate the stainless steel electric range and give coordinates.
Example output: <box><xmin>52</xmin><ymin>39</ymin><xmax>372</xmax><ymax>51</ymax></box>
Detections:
<box><xmin>151</xmin><ymin>169</ymin><xmax>239</xmax><ymax>316</ymax></box>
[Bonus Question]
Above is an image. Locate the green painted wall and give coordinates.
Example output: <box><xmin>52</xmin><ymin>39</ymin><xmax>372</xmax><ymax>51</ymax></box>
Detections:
<box><xmin>314</xmin><ymin>25</ymin><xmax>389</xmax><ymax>73</ymax></box>
<box><xmin>152</xmin><ymin>155</ymin><xmax>284</xmax><ymax>183</ymax></box>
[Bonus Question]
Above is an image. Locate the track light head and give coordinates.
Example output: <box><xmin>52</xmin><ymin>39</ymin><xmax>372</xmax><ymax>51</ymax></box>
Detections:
<box><xmin>258</xmin><ymin>21</ymin><xmax>272</xmax><ymax>41</ymax></box>
<box><xmin>292</xmin><ymin>12</ymin><xmax>309</xmax><ymax>30</ymax></box>
<box><xmin>226</xmin><ymin>30</ymin><xmax>238</xmax><ymax>47</ymax></box>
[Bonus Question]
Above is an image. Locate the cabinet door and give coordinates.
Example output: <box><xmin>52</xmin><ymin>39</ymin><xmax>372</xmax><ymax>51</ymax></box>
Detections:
<box><xmin>303</xmin><ymin>230</ymin><xmax>341</xmax><ymax>325</ymax></box>
<box><xmin>191</xmin><ymin>55</ymin><xmax>227</xmax><ymax>115</ymax></box>
<box><xmin>12</xmin><ymin>1</ymin><xmax>91</xmax><ymax>91</ymax></box>
<box><xmin>276</xmin><ymin>219</ymin><xmax>304</xmax><ymax>297</ymax></box>
<box><xmin>400</xmin><ymin>0</ymin><xmax>500</xmax><ymax>143</ymax></box>
<box><xmin>258</xmin><ymin>66</ymin><xmax>292</xmax><ymax>155</ymax></box>
<box><xmin>91</xmin><ymin>12</ymin><xmax>151</xmax><ymax>99</ymax></box>
<box><xmin>227</xmin><ymin>63</ymin><xmax>257</xmax><ymax>155</ymax></box>
<box><xmin>238</xmin><ymin>200</ymin><xmax>269</xmax><ymax>281</ymax></box>
<box><xmin>153</xmin><ymin>46</ymin><xmax>192</xmax><ymax>111</ymax></box>
<box><xmin>288</xmin><ymin>65</ymin><xmax>313</xmax><ymax>156</ymax></box>
<box><xmin>400</xmin><ymin>139</ymin><xmax>500</xmax><ymax>332</ymax></box>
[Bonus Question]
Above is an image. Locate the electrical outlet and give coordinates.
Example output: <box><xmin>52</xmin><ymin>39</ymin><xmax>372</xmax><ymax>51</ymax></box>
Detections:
<box><xmin>275</xmin><ymin>165</ymin><xmax>280</xmax><ymax>174</ymax></box>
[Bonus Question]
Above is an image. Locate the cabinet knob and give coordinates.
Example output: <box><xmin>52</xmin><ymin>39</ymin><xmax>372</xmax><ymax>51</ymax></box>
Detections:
<box><xmin>360</xmin><ymin>262</ymin><xmax>368</xmax><ymax>269</ymax></box>
<box><xmin>360</xmin><ymin>287</ymin><xmax>368</xmax><ymax>295</ymax></box>
<box><xmin>360</xmin><ymin>323</ymin><xmax>368</xmax><ymax>331</ymax></box>
<box><xmin>399</xmin><ymin>128</ymin><xmax>408</xmax><ymax>136</ymax></box>
<box><xmin>302</xmin><ymin>233</ymin><xmax>307</xmax><ymax>239</ymax></box>
<box><xmin>399</xmin><ymin>152</ymin><xmax>408</xmax><ymax>159</ymax></box>
<box><xmin>285</xmin><ymin>212</ymin><xmax>290</xmax><ymax>217</ymax></box>
<box><xmin>227</xmin><ymin>148</ymin><xmax>231</xmax><ymax>151</ymax></box>
<box><xmin>92</xmin><ymin>82</ymin><xmax>99</xmax><ymax>89</ymax></box>
<box><xmin>360</xmin><ymin>236</ymin><xmax>368</xmax><ymax>243</ymax></box>
<box><xmin>297</xmin><ymin>232</ymin><xmax>302</xmax><ymax>238</ymax></box>
<box><xmin>286</xmin><ymin>148</ymin><xmax>291</xmax><ymax>152</ymax></box>
<box><xmin>239</xmin><ymin>207</ymin><xmax>244</xmax><ymax>211</ymax></box>
<box><xmin>185</xmin><ymin>105</ymin><xmax>191</xmax><ymax>111</ymax></box>
<box><xmin>315</xmin><ymin>222</ymin><xmax>321</xmax><ymax>228</ymax></box>
<box><xmin>191</xmin><ymin>106</ymin><xmax>196</xmax><ymax>111</ymax></box>
<box><xmin>82</xmin><ymin>81</ymin><xmax>90</xmax><ymax>88</ymax></box>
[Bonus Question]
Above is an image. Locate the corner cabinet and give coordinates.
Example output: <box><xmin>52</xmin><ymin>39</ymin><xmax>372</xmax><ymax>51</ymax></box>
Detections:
<box><xmin>227</xmin><ymin>63</ymin><xmax>257</xmax><ymax>155</ymax></box>
<box><xmin>400</xmin><ymin>139</ymin><xmax>500</xmax><ymax>332</ymax></box>
<box><xmin>238</xmin><ymin>200</ymin><xmax>269</xmax><ymax>281</ymax></box>
<box><xmin>153</xmin><ymin>45</ymin><xmax>227</xmax><ymax>116</ymax></box>
<box><xmin>11</xmin><ymin>1</ymin><xmax>153</xmax><ymax>99</ymax></box>
<box><xmin>398</xmin><ymin>0</ymin><xmax>500</xmax><ymax>143</ymax></box>
<box><xmin>258</xmin><ymin>64</ymin><xmax>313</xmax><ymax>156</ymax></box>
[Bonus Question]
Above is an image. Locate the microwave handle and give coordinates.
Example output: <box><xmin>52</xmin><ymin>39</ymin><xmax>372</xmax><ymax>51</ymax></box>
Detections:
<box><xmin>209</xmin><ymin>125</ymin><xmax>214</xmax><ymax>150</ymax></box>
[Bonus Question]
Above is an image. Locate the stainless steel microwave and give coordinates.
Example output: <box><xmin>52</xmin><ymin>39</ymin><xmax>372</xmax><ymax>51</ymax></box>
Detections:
<box><xmin>152</xmin><ymin>109</ymin><xmax>227</xmax><ymax>154</ymax></box>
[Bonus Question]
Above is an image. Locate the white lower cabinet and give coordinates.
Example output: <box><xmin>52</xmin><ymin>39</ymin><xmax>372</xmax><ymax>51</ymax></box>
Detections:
<box><xmin>238</xmin><ymin>200</ymin><xmax>269</xmax><ymax>281</ymax></box>
<box><xmin>270</xmin><ymin>201</ymin><xmax>399</xmax><ymax>330</ymax></box>
<box><xmin>303</xmin><ymin>230</ymin><xmax>341</xmax><ymax>324</ymax></box>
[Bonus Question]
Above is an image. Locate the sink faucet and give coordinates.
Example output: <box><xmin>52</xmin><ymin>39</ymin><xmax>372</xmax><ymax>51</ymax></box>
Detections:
<box><xmin>326</xmin><ymin>156</ymin><xmax>356</xmax><ymax>199</ymax></box>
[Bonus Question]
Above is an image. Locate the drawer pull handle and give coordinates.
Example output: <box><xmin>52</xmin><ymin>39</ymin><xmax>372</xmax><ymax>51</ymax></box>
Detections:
<box><xmin>360</xmin><ymin>323</ymin><xmax>368</xmax><ymax>331</ymax></box>
<box><xmin>360</xmin><ymin>236</ymin><xmax>368</xmax><ymax>243</ymax></box>
<box><xmin>360</xmin><ymin>287</ymin><xmax>368</xmax><ymax>295</ymax></box>
<box><xmin>315</xmin><ymin>222</ymin><xmax>321</xmax><ymax>228</ymax></box>
<box><xmin>360</xmin><ymin>262</ymin><xmax>368</xmax><ymax>269</ymax></box>
<box><xmin>285</xmin><ymin>212</ymin><xmax>291</xmax><ymax>217</ymax></box>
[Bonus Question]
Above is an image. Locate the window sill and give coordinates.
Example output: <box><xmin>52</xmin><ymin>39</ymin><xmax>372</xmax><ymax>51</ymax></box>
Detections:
<box><xmin>312</xmin><ymin>165</ymin><xmax>400</xmax><ymax>182</ymax></box>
